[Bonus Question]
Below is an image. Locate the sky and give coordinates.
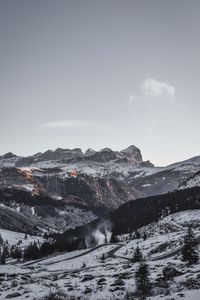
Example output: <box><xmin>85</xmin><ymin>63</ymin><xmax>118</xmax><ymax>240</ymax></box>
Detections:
<box><xmin>0</xmin><ymin>0</ymin><xmax>200</xmax><ymax>166</ymax></box>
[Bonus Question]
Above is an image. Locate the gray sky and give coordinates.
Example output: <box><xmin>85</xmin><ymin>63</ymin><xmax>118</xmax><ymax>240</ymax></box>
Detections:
<box><xmin>0</xmin><ymin>0</ymin><xmax>199</xmax><ymax>166</ymax></box>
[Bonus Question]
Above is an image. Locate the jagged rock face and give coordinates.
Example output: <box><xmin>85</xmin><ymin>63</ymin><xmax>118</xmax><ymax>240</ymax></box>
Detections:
<box><xmin>86</xmin><ymin>150</ymin><xmax>118</xmax><ymax>163</ymax></box>
<box><xmin>38</xmin><ymin>148</ymin><xmax>83</xmax><ymax>161</ymax></box>
<box><xmin>85</xmin><ymin>148</ymin><xmax>96</xmax><ymax>156</ymax></box>
<box><xmin>0</xmin><ymin>167</ymin><xmax>27</xmax><ymax>186</ymax></box>
<box><xmin>1</xmin><ymin>145</ymin><xmax>144</xmax><ymax>167</ymax></box>
<box><xmin>120</xmin><ymin>145</ymin><xmax>143</xmax><ymax>162</ymax></box>
<box><xmin>0</xmin><ymin>164</ymin><xmax>143</xmax><ymax>211</ymax></box>
<box><xmin>83</xmin><ymin>145</ymin><xmax>143</xmax><ymax>164</ymax></box>
<box><xmin>15</xmin><ymin>148</ymin><xmax>84</xmax><ymax>166</ymax></box>
<box><xmin>37</xmin><ymin>174</ymin><xmax>143</xmax><ymax>209</ymax></box>
<box><xmin>3</xmin><ymin>152</ymin><xmax>17</xmax><ymax>159</ymax></box>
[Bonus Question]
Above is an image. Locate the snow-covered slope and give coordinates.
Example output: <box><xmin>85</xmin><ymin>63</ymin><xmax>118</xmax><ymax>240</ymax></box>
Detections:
<box><xmin>0</xmin><ymin>203</ymin><xmax>40</xmax><ymax>234</ymax></box>
<box><xmin>0</xmin><ymin>198</ymin><xmax>97</xmax><ymax>233</ymax></box>
<box><xmin>0</xmin><ymin>210</ymin><xmax>200</xmax><ymax>299</ymax></box>
<box><xmin>116</xmin><ymin>210</ymin><xmax>200</xmax><ymax>259</ymax></box>
<box><xmin>0</xmin><ymin>228</ymin><xmax>44</xmax><ymax>248</ymax></box>
<box><xmin>179</xmin><ymin>170</ymin><xmax>200</xmax><ymax>189</ymax></box>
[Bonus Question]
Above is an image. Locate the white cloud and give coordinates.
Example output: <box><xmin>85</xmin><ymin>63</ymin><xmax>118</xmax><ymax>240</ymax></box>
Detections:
<box><xmin>41</xmin><ymin>119</ymin><xmax>120</xmax><ymax>134</ymax></box>
<box><xmin>42</xmin><ymin>120</ymin><xmax>96</xmax><ymax>129</ymax></box>
<box><xmin>140</xmin><ymin>78</ymin><xmax>175</xmax><ymax>98</ymax></box>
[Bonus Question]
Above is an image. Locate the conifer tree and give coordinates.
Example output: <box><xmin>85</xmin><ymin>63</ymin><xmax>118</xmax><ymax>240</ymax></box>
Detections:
<box><xmin>110</xmin><ymin>233</ymin><xmax>118</xmax><ymax>243</ymax></box>
<box><xmin>134</xmin><ymin>230</ymin><xmax>141</xmax><ymax>239</ymax></box>
<box><xmin>0</xmin><ymin>233</ymin><xmax>3</xmax><ymax>245</ymax></box>
<box><xmin>23</xmin><ymin>242</ymin><xmax>40</xmax><ymax>260</ymax></box>
<box><xmin>143</xmin><ymin>232</ymin><xmax>147</xmax><ymax>241</ymax></box>
<box><xmin>132</xmin><ymin>245</ymin><xmax>143</xmax><ymax>263</ymax></box>
<box><xmin>182</xmin><ymin>225</ymin><xmax>199</xmax><ymax>264</ymax></box>
<box><xmin>10</xmin><ymin>247</ymin><xmax>22</xmax><ymax>259</ymax></box>
<box><xmin>0</xmin><ymin>246</ymin><xmax>7</xmax><ymax>264</ymax></box>
<box><xmin>135</xmin><ymin>262</ymin><xmax>152</xmax><ymax>297</ymax></box>
<box><xmin>101</xmin><ymin>253</ymin><xmax>105</xmax><ymax>262</ymax></box>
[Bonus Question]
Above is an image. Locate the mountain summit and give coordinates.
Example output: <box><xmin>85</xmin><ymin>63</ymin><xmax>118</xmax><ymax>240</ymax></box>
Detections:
<box><xmin>120</xmin><ymin>145</ymin><xmax>143</xmax><ymax>162</ymax></box>
<box><xmin>0</xmin><ymin>145</ymin><xmax>144</xmax><ymax>167</ymax></box>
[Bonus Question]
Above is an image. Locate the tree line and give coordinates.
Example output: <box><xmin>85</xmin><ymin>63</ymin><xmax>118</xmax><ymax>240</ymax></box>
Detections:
<box><xmin>111</xmin><ymin>186</ymin><xmax>200</xmax><ymax>235</ymax></box>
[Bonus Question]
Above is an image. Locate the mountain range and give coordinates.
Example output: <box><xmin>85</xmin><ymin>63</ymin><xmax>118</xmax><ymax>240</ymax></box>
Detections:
<box><xmin>0</xmin><ymin>145</ymin><xmax>200</xmax><ymax>233</ymax></box>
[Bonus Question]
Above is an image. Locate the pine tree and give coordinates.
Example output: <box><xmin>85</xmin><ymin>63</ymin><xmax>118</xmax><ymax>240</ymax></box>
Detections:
<box><xmin>0</xmin><ymin>233</ymin><xmax>3</xmax><ymax>245</ymax></box>
<box><xmin>101</xmin><ymin>253</ymin><xmax>105</xmax><ymax>262</ymax></box>
<box><xmin>40</xmin><ymin>241</ymin><xmax>52</xmax><ymax>257</ymax></box>
<box><xmin>135</xmin><ymin>262</ymin><xmax>152</xmax><ymax>297</ymax></box>
<box><xmin>0</xmin><ymin>246</ymin><xmax>7</xmax><ymax>264</ymax></box>
<box><xmin>134</xmin><ymin>230</ymin><xmax>141</xmax><ymax>239</ymax></box>
<box><xmin>10</xmin><ymin>247</ymin><xmax>22</xmax><ymax>260</ymax></box>
<box><xmin>132</xmin><ymin>245</ymin><xmax>143</xmax><ymax>263</ymax></box>
<box><xmin>110</xmin><ymin>233</ymin><xmax>118</xmax><ymax>243</ymax></box>
<box><xmin>182</xmin><ymin>225</ymin><xmax>199</xmax><ymax>265</ymax></box>
<box><xmin>23</xmin><ymin>242</ymin><xmax>40</xmax><ymax>261</ymax></box>
<box><xmin>31</xmin><ymin>242</ymin><xmax>40</xmax><ymax>260</ymax></box>
<box><xmin>143</xmin><ymin>232</ymin><xmax>147</xmax><ymax>241</ymax></box>
<box><xmin>82</xmin><ymin>262</ymin><xmax>86</xmax><ymax>268</ymax></box>
<box><xmin>43</xmin><ymin>232</ymin><xmax>48</xmax><ymax>239</ymax></box>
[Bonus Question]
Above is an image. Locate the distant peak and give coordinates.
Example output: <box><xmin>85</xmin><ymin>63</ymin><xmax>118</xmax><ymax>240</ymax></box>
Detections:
<box><xmin>121</xmin><ymin>145</ymin><xmax>140</xmax><ymax>153</ymax></box>
<box><xmin>55</xmin><ymin>147</ymin><xmax>82</xmax><ymax>153</ymax></box>
<box><xmin>120</xmin><ymin>145</ymin><xmax>142</xmax><ymax>162</ymax></box>
<box><xmin>99</xmin><ymin>147</ymin><xmax>112</xmax><ymax>152</ymax></box>
<box><xmin>85</xmin><ymin>148</ymin><xmax>96</xmax><ymax>156</ymax></box>
<box><xmin>3</xmin><ymin>152</ymin><xmax>17</xmax><ymax>159</ymax></box>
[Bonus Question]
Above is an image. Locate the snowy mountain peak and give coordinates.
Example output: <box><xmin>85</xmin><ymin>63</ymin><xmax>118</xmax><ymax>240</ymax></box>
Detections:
<box><xmin>3</xmin><ymin>152</ymin><xmax>17</xmax><ymax>159</ymax></box>
<box><xmin>85</xmin><ymin>148</ymin><xmax>96</xmax><ymax>156</ymax></box>
<box><xmin>99</xmin><ymin>147</ymin><xmax>113</xmax><ymax>152</ymax></box>
<box><xmin>120</xmin><ymin>145</ymin><xmax>143</xmax><ymax>162</ymax></box>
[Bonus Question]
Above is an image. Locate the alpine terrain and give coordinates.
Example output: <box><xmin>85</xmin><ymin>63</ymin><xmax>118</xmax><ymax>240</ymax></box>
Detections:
<box><xmin>0</xmin><ymin>146</ymin><xmax>200</xmax><ymax>299</ymax></box>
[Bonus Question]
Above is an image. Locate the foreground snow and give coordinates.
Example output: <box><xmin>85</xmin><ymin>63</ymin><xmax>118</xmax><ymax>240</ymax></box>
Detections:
<box><xmin>0</xmin><ymin>210</ymin><xmax>200</xmax><ymax>299</ymax></box>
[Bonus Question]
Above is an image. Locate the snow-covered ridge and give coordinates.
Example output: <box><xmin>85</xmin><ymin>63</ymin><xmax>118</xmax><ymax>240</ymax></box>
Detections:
<box><xmin>0</xmin><ymin>145</ymin><xmax>144</xmax><ymax>168</ymax></box>
<box><xmin>1</xmin><ymin>147</ymin><xmax>200</xmax><ymax>179</ymax></box>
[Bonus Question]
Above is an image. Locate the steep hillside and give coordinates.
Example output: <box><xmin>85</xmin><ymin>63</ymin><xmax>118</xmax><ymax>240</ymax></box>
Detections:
<box><xmin>0</xmin><ymin>204</ymin><xmax>38</xmax><ymax>234</ymax></box>
<box><xmin>0</xmin><ymin>186</ymin><xmax>97</xmax><ymax>233</ymax></box>
<box><xmin>61</xmin><ymin>187</ymin><xmax>200</xmax><ymax>244</ymax></box>
<box><xmin>111</xmin><ymin>187</ymin><xmax>200</xmax><ymax>235</ymax></box>
<box><xmin>1</xmin><ymin>146</ymin><xmax>200</xmax><ymax>212</ymax></box>
<box><xmin>179</xmin><ymin>170</ymin><xmax>200</xmax><ymax>190</ymax></box>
